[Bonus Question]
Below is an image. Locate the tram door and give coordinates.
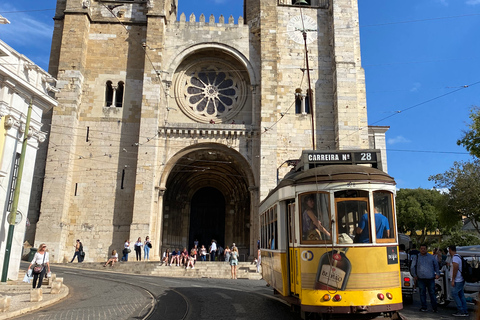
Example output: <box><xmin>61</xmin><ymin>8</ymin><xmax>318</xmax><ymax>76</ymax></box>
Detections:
<box><xmin>287</xmin><ymin>201</ymin><xmax>299</xmax><ymax>295</ymax></box>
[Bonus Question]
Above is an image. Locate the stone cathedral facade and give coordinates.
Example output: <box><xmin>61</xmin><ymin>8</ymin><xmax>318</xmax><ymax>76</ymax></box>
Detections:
<box><xmin>28</xmin><ymin>0</ymin><xmax>388</xmax><ymax>262</ymax></box>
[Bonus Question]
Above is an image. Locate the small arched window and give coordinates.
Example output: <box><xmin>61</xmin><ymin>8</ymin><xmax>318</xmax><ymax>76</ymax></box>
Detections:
<box><xmin>105</xmin><ymin>81</ymin><xmax>113</xmax><ymax>107</ymax></box>
<box><xmin>115</xmin><ymin>81</ymin><xmax>124</xmax><ymax>108</ymax></box>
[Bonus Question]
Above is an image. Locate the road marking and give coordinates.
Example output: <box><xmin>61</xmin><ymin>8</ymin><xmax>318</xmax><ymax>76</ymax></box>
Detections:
<box><xmin>216</xmin><ymin>292</ymin><xmax>231</xmax><ymax>299</ymax></box>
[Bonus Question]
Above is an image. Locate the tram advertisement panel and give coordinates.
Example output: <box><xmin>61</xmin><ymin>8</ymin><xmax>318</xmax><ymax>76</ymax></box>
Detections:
<box><xmin>298</xmin><ymin>246</ymin><xmax>400</xmax><ymax>292</ymax></box>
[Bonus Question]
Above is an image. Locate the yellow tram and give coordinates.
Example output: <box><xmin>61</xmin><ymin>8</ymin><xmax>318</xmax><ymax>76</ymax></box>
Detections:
<box><xmin>259</xmin><ymin>150</ymin><xmax>402</xmax><ymax>319</ymax></box>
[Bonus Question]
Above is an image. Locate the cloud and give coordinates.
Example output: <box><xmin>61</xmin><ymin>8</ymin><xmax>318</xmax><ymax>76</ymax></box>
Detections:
<box><xmin>0</xmin><ymin>4</ymin><xmax>53</xmax><ymax>46</ymax></box>
<box><xmin>410</xmin><ymin>82</ymin><xmax>421</xmax><ymax>92</ymax></box>
<box><xmin>387</xmin><ymin>136</ymin><xmax>411</xmax><ymax>145</ymax></box>
<box><xmin>466</xmin><ymin>0</ymin><xmax>480</xmax><ymax>5</ymax></box>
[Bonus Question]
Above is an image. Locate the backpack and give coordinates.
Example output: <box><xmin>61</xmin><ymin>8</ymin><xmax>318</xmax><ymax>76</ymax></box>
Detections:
<box><xmin>456</xmin><ymin>254</ymin><xmax>480</xmax><ymax>283</ymax></box>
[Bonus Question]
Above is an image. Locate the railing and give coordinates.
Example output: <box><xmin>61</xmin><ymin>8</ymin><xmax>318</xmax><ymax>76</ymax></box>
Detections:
<box><xmin>277</xmin><ymin>0</ymin><xmax>329</xmax><ymax>9</ymax></box>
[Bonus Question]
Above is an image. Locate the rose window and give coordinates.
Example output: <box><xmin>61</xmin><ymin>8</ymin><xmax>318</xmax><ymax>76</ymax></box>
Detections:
<box><xmin>175</xmin><ymin>61</ymin><xmax>247</xmax><ymax>123</ymax></box>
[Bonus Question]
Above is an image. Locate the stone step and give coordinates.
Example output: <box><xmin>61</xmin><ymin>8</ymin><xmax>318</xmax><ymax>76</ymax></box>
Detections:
<box><xmin>53</xmin><ymin>261</ymin><xmax>262</xmax><ymax>280</ymax></box>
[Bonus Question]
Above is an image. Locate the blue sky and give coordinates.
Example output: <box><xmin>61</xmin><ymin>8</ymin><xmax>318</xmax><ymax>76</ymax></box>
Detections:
<box><xmin>1</xmin><ymin>0</ymin><xmax>479</xmax><ymax>190</ymax></box>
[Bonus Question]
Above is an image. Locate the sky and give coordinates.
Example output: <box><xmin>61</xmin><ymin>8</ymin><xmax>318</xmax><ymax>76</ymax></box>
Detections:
<box><xmin>0</xmin><ymin>0</ymin><xmax>479</xmax><ymax>190</ymax></box>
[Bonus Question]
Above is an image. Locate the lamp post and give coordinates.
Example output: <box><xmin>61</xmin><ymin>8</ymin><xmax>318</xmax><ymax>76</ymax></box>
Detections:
<box><xmin>1</xmin><ymin>98</ymin><xmax>33</xmax><ymax>282</ymax></box>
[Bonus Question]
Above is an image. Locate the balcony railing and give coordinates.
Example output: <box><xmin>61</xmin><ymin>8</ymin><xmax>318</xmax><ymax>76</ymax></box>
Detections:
<box><xmin>277</xmin><ymin>0</ymin><xmax>329</xmax><ymax>9</ymax></box>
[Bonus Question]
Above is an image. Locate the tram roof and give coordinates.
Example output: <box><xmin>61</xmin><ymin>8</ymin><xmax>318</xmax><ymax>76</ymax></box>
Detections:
<box><xmin>277</xmin><ymin>164</ymin><xmax>396</xmax><ymax>189</ymax></box>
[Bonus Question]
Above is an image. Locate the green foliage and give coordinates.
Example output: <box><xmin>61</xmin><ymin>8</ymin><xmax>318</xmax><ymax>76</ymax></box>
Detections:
<box><xmin>429</xmin><ymin>159</ymin><xmax>480</xmax><ymax>234</ymax></box>
<box><xmin>457</xmin><ymin>106</ymin><xmax>480</xmax><ymax>158</ymax></box>
<box><xmin>438</xmin><ymin>230</ymin><xmax>480</xmax><ymax>249</ymax></box>
<box><xmin>396</xmin><ymin>188</ymin><xmax>448</xmax><ymax>243</ymax></box>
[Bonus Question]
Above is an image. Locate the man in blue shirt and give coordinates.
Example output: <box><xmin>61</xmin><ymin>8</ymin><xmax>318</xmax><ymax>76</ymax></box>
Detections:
<box><xmin>356</xmin><ymin>206</ymin><xmax>390</xmax><ymax>243</ymax></box>
<box><xmin>411</xmin><ymin>244</ymin><xmax>440</xmax><ymax>313</ymax></box>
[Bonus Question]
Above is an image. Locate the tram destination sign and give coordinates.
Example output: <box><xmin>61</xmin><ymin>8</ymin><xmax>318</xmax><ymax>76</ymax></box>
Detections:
<box><xmin>308</xmin><ymin>151</ymin><xmax>377</xmax><ymax>164</ymax></box>
<box><xmin>295</xmin><ymin>150</ymin><xmax>380</xmax><ymax>171</ymax></box>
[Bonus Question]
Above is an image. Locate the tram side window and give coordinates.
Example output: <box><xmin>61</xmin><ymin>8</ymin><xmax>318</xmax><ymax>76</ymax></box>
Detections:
<box><xmin>260</xmin><ymin>206</ymin><xmax>278</xmax><ymax>249</ymax></box>
<box><xmin>373</xmin><ymin>191</ymin><xmax>395</xmax><ymax>242</ymax></box>
<box><xmin>300</xmin><ymin>192</ymin><xmax>331</xmax><ymax>243</ymax></box>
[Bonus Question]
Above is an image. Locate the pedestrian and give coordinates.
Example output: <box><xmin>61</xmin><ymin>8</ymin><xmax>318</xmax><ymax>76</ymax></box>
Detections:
<box><xmin>180</xmin><ymin>247</ymin><xmax>189</xmax><ymax>266</ymax></box>
<box><xmin>257</xmin><ymin>247</ymin><xmax>261</xmax><ymax>273</ymax></box>
<box><xmin>209</xmin><ymin>239</ymin><xmax>217</xmax><ymax>261</ymax></box>
<box><xmin>448</xmin><ymin>245</ymin><xmax>469</xmax><ymax>317</ymax></box>
<box><xmin>144</xmin><ymin>236</ymin><xmax>152</xmax><ymax>261</ymax></box>
<box><xmin>230</xmin><ymin>246</ymin><xmax>239</xmax><ymax>279</ymax></box>
<box><xmin>161</xmin><ymin>248</ymin><xmax>170</xmax><ymax>266</ymax></box>
<box><xmin>28</xmin><ymin>243</ymin><xmax>51</xmax><ymax>289</ymax></box>
<box><xmin>121</xmin><ymin>239</ymin><xmax>130</xmax><ymax>261</ymax></box>
<box><xmin>186</xmin><ymin>248</ymin><xmax>196</xmax><ymax>269</ymax></box>
<box><xmin>200</xmin><ymin>245</ymin><xmax>207</xmax><ymax>261</ymax></box>
<box><xmin>104</xmin><ymin>250</ymin><xmax>118</xmax><ymax>267</ymax></box>
<box><xmin>134</xmin><ymin>237</ymin><xmax>143</xmax><ymax>261</ymax></box>
<box><xmin>217</xmin><ymin>245</ymin><xmax>224</xmax><ymax>261</ymax></box>
<box><xmin>410</xmin><ymin>244</ymin><xmax>439</xmax><ymax>313</ymax></box>
<box><xmin>170</xmin><ymin>248</ymin><xmax>180</xmax><ymax>266</ymax></box>
<box><xmin>224</xmin><ymin>246</ymin><xmax>231</xmax><ymax>263</ymax></box>
<box><xmin>70</xmin><ymin>239</ymin><xmax>82</xmax><ymax>263</ymax></box>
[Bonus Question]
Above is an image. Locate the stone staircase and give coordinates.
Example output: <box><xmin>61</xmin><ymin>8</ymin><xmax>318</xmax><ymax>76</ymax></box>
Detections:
<box><xmin>56</xmin><ymin>261</ymin><xmax>262</xmax><ymax>280</ymax></box>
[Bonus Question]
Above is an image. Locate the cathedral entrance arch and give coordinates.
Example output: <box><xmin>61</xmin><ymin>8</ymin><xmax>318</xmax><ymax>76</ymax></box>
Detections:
<box><xmin>189</xmin><ymin>187</ymin><xmax>225</xmax><ymax>251</ymax></box>
<box><xmin>160</xmin><ymin>144</ymin><xmax>255</xmax><ymax>258</ymax></box>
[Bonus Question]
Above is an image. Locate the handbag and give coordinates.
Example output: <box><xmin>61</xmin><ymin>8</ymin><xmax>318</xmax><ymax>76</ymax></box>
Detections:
<box><xmin>33</xmin><ymin>253</ymin><xmax>46</xmax><ymax>273</ymax></box>
<box><xmin>147</xmin><ymin>242</ymin><xmax>152</xmax><ymax>249</ymax></box>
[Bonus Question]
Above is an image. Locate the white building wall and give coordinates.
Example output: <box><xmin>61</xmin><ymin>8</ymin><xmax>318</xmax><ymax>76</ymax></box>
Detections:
<box><xmin>0</xmin><ymin>39</ymin><xmax>57</xmax><ymax>280</ymax></box>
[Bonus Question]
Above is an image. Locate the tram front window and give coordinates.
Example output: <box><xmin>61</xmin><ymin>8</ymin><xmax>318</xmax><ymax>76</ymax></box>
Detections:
<box><xmin>373</xmin><ymin>191</ymin><xmax>395</xmax><ymax>242</ymax></box>
<box><xmin>300</xmin><ymin>192</ymin><xmax>331</xmax><ymax>242</ymax></box>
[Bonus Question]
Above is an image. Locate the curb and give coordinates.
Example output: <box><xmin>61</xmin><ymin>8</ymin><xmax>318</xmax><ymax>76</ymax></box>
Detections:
<box><xmin>0</xmin><ymin>284</ymin><xmax>69</xmax><ymax>320</ymax></box>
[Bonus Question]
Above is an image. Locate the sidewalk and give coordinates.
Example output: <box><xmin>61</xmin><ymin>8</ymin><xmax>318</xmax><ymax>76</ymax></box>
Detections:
<box><xmin>0</xmin><ymin>270</ymin><xmax>69</xmax><ymax>320</ymax></box>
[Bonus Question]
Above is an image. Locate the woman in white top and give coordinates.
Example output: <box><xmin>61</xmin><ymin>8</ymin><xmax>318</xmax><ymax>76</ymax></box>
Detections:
<box><xmin>28</xmin><ymin>243</ymin><xmax>50</xmax><ymax>288</ymax></box>
<box><xmin>121</xmin><ymin>240</ymin><xmax>130</xmax><ymax>261</ymax></box>
<box><xmin>104</xmin><ymin>250</ymin><xmax>118</xmax><ymax>267</ymax></box>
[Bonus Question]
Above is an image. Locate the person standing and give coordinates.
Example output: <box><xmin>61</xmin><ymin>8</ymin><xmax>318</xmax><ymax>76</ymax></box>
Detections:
<box><xmin>121</xmin><ymin>239</ymin><xmax>130</xmax><ymax>261</ymax></box>
<box><xmin>144</xmin><ymin>236</ymin><xmax>151</xmax><ymax>261</ymax></box>
<box><xmin>28</xmin><ymin>243</ymin><xmax>51</xmax><ymax>289</ymax></box>
<box><xmin>224</xmin><ymin>246</ymin><xmax>231</xmax><ymax>263</ymax></box>
<box><xmin>448</xmin><ymin>245</ymin><xmax>469</xmax><ymax>317</ymax></box>
<box><xmin>70</xmin><ymin>239</ymin><xmax>82</xmax><ymax>263</ymax></box>
<box><xmin>200</xmin><ymin>245</ymin><xmax>207</xmax><ymax>261</ymax></box>
<box><xmin>230</xmin><ymin>246</ymin><xmax>239</xmax><ymax>279</ymax></box>
<box><xmin>209</xmin><ymin>239</ymin><xmax>217</xmax><ymax>262</ymax></box>
<box><xmin>134</xmin><ymin>237</ymin><xmax>143</xmax><ymax>261</ymax></box>
<box><xmin>257</xmin><ymin>247</ymin><xmax>261</xmax><ymax>273</ymax></box>
<box><xmin>411</xmin><ymin>244</ymin><xmax>439</xmax><ymax>313</ymax></box>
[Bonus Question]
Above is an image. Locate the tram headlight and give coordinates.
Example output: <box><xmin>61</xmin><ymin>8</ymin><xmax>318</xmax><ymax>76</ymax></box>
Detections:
<box><xmin>333</xmin><ymin>294</ymin><xmax>342</xmax><ymax>302</ymax></box>
<box><xmin>386</xmin><ymin>292</ymin><xmax>393</xmax><ymax>300</ymax></box>
<box><xmin>322</xmin><ymin>294</ymin><xmax>331</xmax><ymax>301</ymax></box>
<box><xmin>377</xmin><ymin>293</ymin><xmax>385</xmax><ymax>300</ymax></box>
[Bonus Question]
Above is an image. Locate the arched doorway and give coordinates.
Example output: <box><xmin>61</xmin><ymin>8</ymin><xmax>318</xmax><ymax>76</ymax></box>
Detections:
<box><xmin>160</xmin><ymin>146</ymin><xmax>253</xmax><ymax>258</ymax></box>
<box><xmin>189</xmin><ymin>187</ymin><xmax>225</xmax><ymax>250</ymax></box>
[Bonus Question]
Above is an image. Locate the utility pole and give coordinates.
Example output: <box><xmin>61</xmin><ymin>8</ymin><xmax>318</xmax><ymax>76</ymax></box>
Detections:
<box><xmin>1</xmin><ymin>98</ymin><xmax>33</xmax><ymax>282</ymax></box>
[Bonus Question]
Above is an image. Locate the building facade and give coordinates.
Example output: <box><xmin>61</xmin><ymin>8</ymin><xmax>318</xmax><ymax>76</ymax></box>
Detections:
<box><xmin>30</xmin><ymin>0</ymin><xmax>388</xmax><ymax>262</ymax></box>
<box><xmin>0</xmin><ymin>39</ymin><xmax>57</xmax><ymax>280</ymax></box>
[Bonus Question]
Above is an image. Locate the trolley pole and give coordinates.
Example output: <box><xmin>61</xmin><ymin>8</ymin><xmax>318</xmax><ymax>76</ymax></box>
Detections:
<box><xmin>1</xmin><ymin>98</ymin><xmax>33</xmax><ymax>282</ymax></box>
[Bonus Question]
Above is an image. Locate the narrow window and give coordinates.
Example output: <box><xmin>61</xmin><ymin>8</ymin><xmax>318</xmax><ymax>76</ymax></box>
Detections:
<box><xmin>305</xmin><ymin>89</ymin><xmax>313</xmax><ymax>114</ymax></box>
<box><xmin>86</xmin><ymin>126</ymin><xmax>89</xmax><ymax>142</ymax></box>
<box><xmin>121</xmin><ymin>169</ymin><xmax>125</xmax><ymax>189</ymax></box>
<box><xmin>105</xmin><ymin>81</ymin><xmax>113</xmax><ymax>107</ymax></box>
<box><xmin>115</xmin><ymin>81</ymin><xmax>124</xmax><ymax>108</ymax></box>
<box><xmin>7</xmin><ymin>153</ymin><xmax>20</xmax><ymax>212</ymax></box>
<box><xmin>74</xmin><ymin>183</ymin><xmax>78</xmax><ymax>196</ymax></box>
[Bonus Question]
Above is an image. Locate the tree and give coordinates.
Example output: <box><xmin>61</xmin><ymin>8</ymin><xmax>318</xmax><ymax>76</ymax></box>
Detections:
<box><xmin>396</xmin><ymin>188</ymin><xmax>447</xmax><ymax>244</ymax></box>
<box><xmin>457</xmin><ymin>106</ymin><xmax>480</xmax><ymax>158</ymax></box>
<box><xmin>429</xmin><ymin>159</ymin><xmax>480</xmax><ymax>235</ymax></box>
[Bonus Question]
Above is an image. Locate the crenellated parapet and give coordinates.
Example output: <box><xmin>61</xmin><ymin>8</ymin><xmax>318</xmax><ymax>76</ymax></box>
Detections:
<box><xmin>173</xmin><ymin>12</ymin><xmax>245</xmax><ymax>27</ymax></box>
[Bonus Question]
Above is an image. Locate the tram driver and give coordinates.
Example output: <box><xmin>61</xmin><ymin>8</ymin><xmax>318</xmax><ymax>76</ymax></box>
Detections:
<box><xmin>302</xmin><ymin>194</ymin><xmax>331</xmax><ymax>241</ymax></box>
